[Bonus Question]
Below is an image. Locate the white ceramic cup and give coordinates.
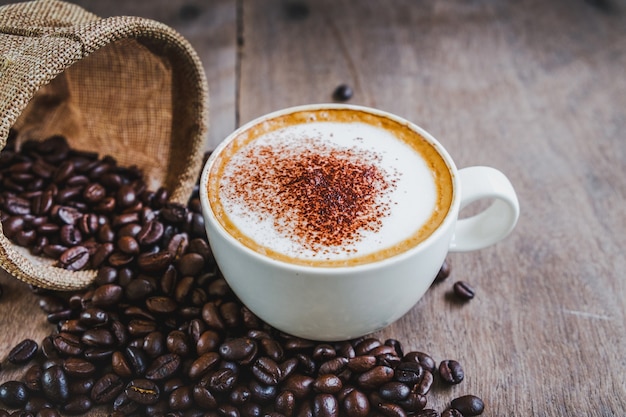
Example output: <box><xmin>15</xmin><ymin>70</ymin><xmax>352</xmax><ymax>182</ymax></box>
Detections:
<box><xmin>200</xmin><ymin>104</ymin><xmax>519</xmax><ymax>341</ymax></box>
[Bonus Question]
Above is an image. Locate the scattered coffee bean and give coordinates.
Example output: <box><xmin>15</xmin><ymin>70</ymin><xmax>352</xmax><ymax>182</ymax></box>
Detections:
<box><xmin>439</xmin><ymin>360</ymin><xmax>465</xmax><ymax>385</ymax></box>
<box><xmin>451</xmin><ymin>394</ymin><xmax>485</xmax><ymax>416</ymax></box>
<box><xmin>332</xmin><ymin>84</ymin><xmax>354</xmax><ymax>101</ymax></box>
<box><xmin>0</xmin><ymin>381</ymin><xmax>29</xmax><ymax>408</ymax></box>
<box><xmin>453</xmin><ymin>281</ymin><xmax>475</xmax><ymax>300</ymax></box>
<box><xmin>8</xmin><ymin>339</ymin><xmax>38</xmax><ymax>364</ymax></box>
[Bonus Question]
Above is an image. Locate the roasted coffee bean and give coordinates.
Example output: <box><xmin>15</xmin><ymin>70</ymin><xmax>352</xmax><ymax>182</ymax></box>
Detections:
<box><xmin>312</xmin><ymin>374</ymin><xmax>343</xmax><ymax>394</ymax></box>
<box><xmin>169</xmin><ymin>386</ymin><xmax>193</xmax><ymax>411</ymax></box>
<box><xmin>62</xmin><ymin>395</ymin><xmax>93</xmax><ymax>414</ymax></box>
<box><xmin>318</xmin><ymin>357</ymin><xmax>348</xmax><ymax>375</ymax></box>
<box><xmin>0</xmin><ymin>381</ymin><xmax>29</xmax><ymax>408</ymax></box>
<box><xmin>398</xmin><ymin>393</ymin><xmax>427</xmax><ymax>413</ymax></box>
<box><xmin>117</xmin><ymin>236</ymin><xmax>140</xmax><ymax>255</ymax></box>
<box><xmin>378</xmin><ymin>402</ymin><xmax>408</xmax><ymax>417</ymax></box>
<box><xmin>8</xmin><ymin>339</ymin><xmax>38</xmax><ymax>364</ymax></box>
<box><xmin>62</xmin><ymin>357</ymin><xmax>96</xmax><ymax>377</ymax></box>
<box><xmin>219</xmin><ymin>337</ymin><xmax>258</xmax><ymax>364</ymax></box>
<box><xmin>342</xmin><ymin>389</ymin><xmax>370</xmax><ymax>417</ymax></box>
<box><xmin>81</xmin><ymin>328</ymin><xmax>114</xmax><ymax>346</ymax></box>
<box><xmin>41</xmin><ymin>365</ymin><xmax>69</xmax><ymax>403</ymax></box>
<box><xmin>332</xmin><ymin>84</ymin><xmax>353</xmax><ymax>102</ymax></box>
<box><xmin>137</xmin><ymin>220</ymin><xmax>164</xmax><ymax>246</ymax></box>
<box><xmin>23</xmin><ymin>364</ymin><xmax>42</xmax><ymax>392</ymax></box>
<box><xmin>249</xmin><ymin>379</ymin><xmax>278</xmax><ymax>403</ymax></box>
<box><xmin>52</xmin><ymin>332</ymin><xmax>83</xmax><ymax>356</ymax></box>
<box><xmin>111</xmin><ymin>351</ymin><xmax>133</xmax><ymax>378</ymax></box>
<box><xmin>91</xmin><ymin>284</ymin><xmax>123</xmax><ymax>306</ymax></box>
<box><xmin>357</xmin><ymin>366</ymin><xmax>394</xmax><ymax>390</ymax></box>
<box><xmin>146</xmin><ymin>353</ymin><xmax>181</xmax><ymax>380</ymax></box>
<box><xmin>402</xmin><ymin>351</ymin><xmax>436</xmax><ymax>374</ymax></box>
<box><xmin>439</xmin><ymin>360</ymin><xmax>464</xmax><ymax>385</ymax></box>
<box><xmin>354</xmin><ymin>338</ymin><xmax>382</xmax><ymax>356</ymax></box>
<box><xmin>252</xmin><ymin>357</ymin><xmax>282</xmax><ymax>385</ymax></box>
<box><xmin>450</xmin><ymin>395</ymin><xmax>484</xmax><ymax>416</ymax></box>
<box><xmin>91</xmin><ymin>373</ymin><xmax>124</xmax><ymax>404</ymax></box>
<box><xmin>415</xmin><ymin>370</ymin><xmax>434</xmax><ymax>395</ymax></box>
<box><xmin>137</xmin><ymin>250</ymin><xmax>174</xmax><ymax>272</ymax></box>
<box><xmin>78</xmin><ymin>307</ymin><xmax>108</xmax><ymax>326</ymax></box>
<box><xmin>166</xmin><ymin>330</ymin><xmax>190</xmax><ymax>356</ymax></box>
<box><xmin>57</xmin><ymin>245</ymin><xmax>89</xmax><ymax>270</ymax></box>
<box><xmin>394</xmin><ymin>362</ymin><xmax>424</xmax><ymax>385</ymax></box>
<box><xmin>441</xmin><ymin>409</ymin><xmax>462</xmax><ymax>417</ymax></box>
<box><xmin>282</xmin><ymin>375</ymin><xmax>314</xmax><ymax>400</ymax></box>
<box><xmin>124</xmin><ymin>346</ymin><xmax>148</xmax><ymax>376</ymax></box>
<box><xmin>348</xmin><ymin>355</ymin><xmax>377</xmax><ymax>372</ymax></box>
<box><xmin>146</xmin><ymin>296</ymin><xmax>177</xmax><ymax>314</ymax></box>
<box><xmin>453</xmin><ymin>281</ymin><xmax>475</xmax><ymax>300</ymax></box>
<box><xmin>189</xmin><ymin>352</ymin><xmax>220</xmax><ymax>380</ymax></box>
<box><xmin>379</xmin><ymin>381</ymin><xmax>410</xmax><ymax>402</ymax></box>
<box><xmin>207</xmin><ymin>368</ymin><xmax>238</xmax><ymax>393</ymax></box>
<box><xmin>125</xmin><ymin>379</ymin><xmax>160</xmax><ymax>405</ymax></box>
<box><xmin>313</xmin><ymin>393</ymin><xmax>338</xmax><ymax>417</ymax></box>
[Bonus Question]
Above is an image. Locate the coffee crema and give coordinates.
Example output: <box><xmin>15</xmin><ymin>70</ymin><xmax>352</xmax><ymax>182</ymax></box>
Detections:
<box><xmin>207</xmin><ymin>108</ymin><xmax>453</xmax><ymax>266</ymax></box>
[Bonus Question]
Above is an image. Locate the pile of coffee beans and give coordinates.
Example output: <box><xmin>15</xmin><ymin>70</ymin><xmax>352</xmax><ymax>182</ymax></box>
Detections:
<box><xmin>0</xmin><ymin>133</ymin><xmax>483</xmax><ymax>416</ymax></box>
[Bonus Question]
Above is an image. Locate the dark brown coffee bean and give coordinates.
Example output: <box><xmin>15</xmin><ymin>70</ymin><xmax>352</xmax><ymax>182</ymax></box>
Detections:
<box><xmin>31</xmin><ymin>191</ymin><xmax>54</xmax><ymax>215</ymax></box>
<box><xmin>41</xmin><ymin>365</ymin><xmax>69</xmax><ymax>403</ymax></box>
<box><xmin>4</xmin><ymin>196</ymin><xmax>31</xmax><ymax>215</ymax></box>
<box><xmin>91</xmin><ymin>373</ymin><xmax>124</xmax><ymax>404</ymax></box>
<box><xmin>402</xmin><ymin>351</ymin><xmax>436</xmax><ymax>374</ymax></box>
<box><xmin>0</xmin><ymin>381</ymin><xmax>29</xmax><ymax>408</ymax></box>
<box><xmin>91</xmin><ymin>284</ymin><xmax>123</xmax><ymax>307</ymax></box>
<box><xmin>252</xmin><ymin>357</ymin><xmax>282</xmax><ymax>385</ymax></box>
<box><xmin>61</xmin><ymin>394</ymin><xmax>92</xmax><ymax>414</ymax></box>
<box><xmin>146</xmin><ymin>296</ymin><xmax>177</xmax><ymax>314</ymax></box>
<box><xmin>354</xmin><ymin>338</ymin><xmax>382</xmax><ymax>355</ymax></box>
<box><xmin>52</xmin><ymin>332</ymin><xmax>83</xmax><ymax>356</ymax></box>
<box><xmin>188</xmin><ymin>352</ymin><xmax>220</xmax><ymax>380</ymax></box>
<box><xmin>398</xmin><ymin>393</ymin><xmax>427</xmax><ymax>413</ymax></box>
<box><xmin>206</xmin><ymin>368</ymin><xmax>238</xmax><ymax>393</ymax></box>
<box><xmin>313</xmin><ymin>393</ymin><xmax>338</xmax><ymax>417</ymax></box>
<box><xmin>124</xmin><ymin>346</ymin><xmax>148</xmax><ymax>375</ymax></box>
<box><xmin>81</xmin><ymin>328</ymin><xmax>114</xmax><ymax>346</ymax></box>
<box><xmin>357</xmin><ymin>366</ymin><xmax>394</xmax><ymax>390</ymax></box>
<box><xmin>343</xmin><ymin>389</ymin><xmax>369</xmax><ymax>417</ymax></box>
<box><xmin>379</xmin><ymin>381</ymin><xmax>410</xmax><ymax>402</ymax></box>
<box><xmin>146</xmin><ymin>353</ymin><xmax>181</xmax><ymax>380</ymax></box>
<box><xmin>441</xmin><ymin>409</ymin><xmax>462</xmax><ymax>417</ymax></box>
<box><xmin>128</xmin><ymin>319</ymin><xmax>157</xmax><ymax>336</ymax></box>
<box><xmin>137</xmin><ymin>220</ymin><xmax>164</xmax><ymax>246</ymax></box>
<box><xmin>332</xmin><ymin>84</ymin><xmax>353</xmax><ymax>102</ymax></box>
<box><xmin>125</xmin><ymin>379</ymin><xmax>160</xmax><ymax>405</ymax></box>
<box><xmin>193</xmin><ymin>381</ymin><xmax>218</xmax><ymax>409</ymax></box>
<box><xmin>111</xmin><ymin>351</ymin><xmax>133</xmax><ymax>378</ymax></box>
<box><xmin>197</xmin><ymin>330</ymin><xmax>222</xmax><ymax>356</ymax></box>
<box><xmin>166</xmin><ymin>330</ymin><xmax>190</xmax><ymax>356</ymax></box>
<box><xmin>282</xmin><ymin>375</ymin><xmax>314</xmax><ymax>400</ymax></box>
<box><xmin>56</xmin><ymin>244</ymin><xmax>89</xmax><ymax>270</ymax></box>
<box><xmin>168</xmin><ymin>386</ymin><xmax>193</xmax><ymax>410</ymax></box>
<box><xmin>415</xmin><ymin>370</ymin><xmax>434</xmax><ymax>395</ymax></box>
<box><xmin>313</xmin><ymin>374</ymin><xmax>343</xmax><ymax>394</ymax></box>
<box><xmin>56</xmin><ymin>205</ymin><xmax>82</xmax><ymax>225</ymax></box>
<box><xmin>394</xmin><ymin>362</ymin><xmax>423</xmax><ymax>385</ymax></box>
<box><xmin>83</xmin><ymin>182</ymin><xmax>106</xmax><ymax>203</ymax></box>
<box><xmin>219</xmin><ymin>337</ymin><xmax>258</xmax><ymax>363</ymax></box>
<box><xmin>439</xmin><ymin>360</ymin><xmax>464</xmax><ymax>385</ymax></box>
<box><xmin>62</xmin><ymin>357</ymin><xmax>96</xmax><ymax>377</ymax></box>
<box><xmin>137</xmin><ymin>250</ymin><xmax>174</xmax><ymax>272</ymax></box>
<box><xmin>117</xmin><ymin>235</ymin><xmax>140</xmax><ymax>255</ymax></box>
<box><xmin>318</xmin><ymin>357</ymin><xmax>348</xmax><ymax>375</ymax></box>
<box><xmin>453</xmin><ymin>281</ymin><xmax>475</xmax><ymax>300</ymax></box>
<box><xmin>377</xmin><ymin>402</ymin><xmax>407</xmax><ymax>417</ymax></box>
<box><xmin>347</xmin><ymin>355</ymin><xmax>376</xmax><ymax>372</ymax></box>
<box><xmin>450</xmin><ymin>395</ymin><xmax>484</xmax><ymax>416</ymax></box>
<box><xmin>78</xmin><ymin>307</ymin><xmax>108</xmax><ymax>326</ymax></box>
<box><xmin>8</xmin><ymin>339</ymin><xmax>38</xmax><ymax>364</ymax></box>
<box><xmin>141</xmin><ymin>331</ymin><xmax>165</xmax><ymax>358</ymax></box>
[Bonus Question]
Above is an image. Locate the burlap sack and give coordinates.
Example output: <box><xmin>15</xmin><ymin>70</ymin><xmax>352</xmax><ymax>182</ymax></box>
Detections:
<box><xmin>0</xmin><ymin>0</ymin><xmax>209</xmax><ymax>290</ymax></box>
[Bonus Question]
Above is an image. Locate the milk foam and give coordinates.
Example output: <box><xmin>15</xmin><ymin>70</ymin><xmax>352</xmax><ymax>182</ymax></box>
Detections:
<box><xmin>216</xmin><ymin>120</ymin><xmax>440</xmax><ymax>263</ymax></box>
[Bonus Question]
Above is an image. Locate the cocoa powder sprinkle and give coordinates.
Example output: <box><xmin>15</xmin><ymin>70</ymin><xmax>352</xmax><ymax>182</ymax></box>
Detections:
<box><xmin>221</xmin><ymin>137</ymin><xmax>396</xmax><ymax>254</ymax></box>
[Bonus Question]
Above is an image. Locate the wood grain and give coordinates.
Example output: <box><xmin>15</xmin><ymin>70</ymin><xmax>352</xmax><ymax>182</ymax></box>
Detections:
<box><xmin>1</xmin><ymin>0</ymin><xmax>626</xmax><ymax>415</ymax></box>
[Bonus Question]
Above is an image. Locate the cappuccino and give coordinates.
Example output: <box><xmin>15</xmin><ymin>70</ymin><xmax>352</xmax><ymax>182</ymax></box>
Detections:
<box><xmin>207</xmin><ymin>108</ymin><xmax>453</xmax><ymax>266</ymax></box>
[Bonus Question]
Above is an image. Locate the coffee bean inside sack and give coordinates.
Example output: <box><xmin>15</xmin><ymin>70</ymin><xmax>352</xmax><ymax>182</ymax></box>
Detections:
<box><xmin>0</xmin><ymin>132</ymin><xmax>484</xmax><ymax>416</ymax></box>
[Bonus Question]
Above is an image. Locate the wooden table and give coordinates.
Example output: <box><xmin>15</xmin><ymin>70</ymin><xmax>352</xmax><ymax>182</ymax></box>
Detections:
<box><xmin>2</xmin><ymin>0</ymin><xmax>625</xmax><ymax>415</ymax></box>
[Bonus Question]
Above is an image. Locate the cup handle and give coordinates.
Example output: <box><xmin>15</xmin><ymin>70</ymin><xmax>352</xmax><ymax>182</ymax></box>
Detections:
<box><xmin>448</xmin><ymin>166</ymin><xmax>520</xmax><ymax>252</ymax></box>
